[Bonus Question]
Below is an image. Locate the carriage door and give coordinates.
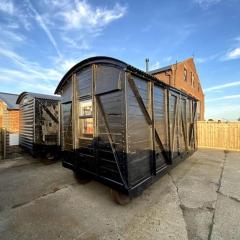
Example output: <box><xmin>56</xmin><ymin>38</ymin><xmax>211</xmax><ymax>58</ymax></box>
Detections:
<box><xmin>75</xmin><ymin>67</ymin><xmax>95</xmax><ymax>171</ymax></box>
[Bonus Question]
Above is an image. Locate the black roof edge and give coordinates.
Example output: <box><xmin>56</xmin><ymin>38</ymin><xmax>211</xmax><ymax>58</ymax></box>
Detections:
<box><xmin>16</xmin><ymin>92</ymin><xmax>60</xmax><ymax>104</ymax></box>
<box><xmin>54</xmin><ymin>56</ymin><xmax>127</xmax><ymax>94</ymax></box>
<box><xmin>126</xmin><ymin>65</ymin><xmax>197</xmax><ymax>100</ymax></box>
<box><xmin>55</xmin><ymin>56</ymin><xmax>197</xmax><ymax>101</ymax></box>
<box><xmin>0</xmin><ymin>92</ymin><xmax>18</xmax><ymax>96</ymax></box>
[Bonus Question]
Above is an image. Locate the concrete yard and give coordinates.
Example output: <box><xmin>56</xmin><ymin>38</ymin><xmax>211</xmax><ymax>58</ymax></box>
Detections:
<box><xmin>0</xmin><ymin>149</ymin><xmax>240</xmax><ymax>240</ymax></box>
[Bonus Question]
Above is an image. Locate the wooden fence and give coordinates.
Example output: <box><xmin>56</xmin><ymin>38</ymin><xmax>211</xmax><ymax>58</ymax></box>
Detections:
<box><xmin>197</xmin><ymin>121</ymin><xmax>240</xmax><ymax>151</ymax></box>
<box><xmin>0</xmin><ymin>128</ymin><xmax>6</xmax><ymax>159</ymax></box>
<box><xmin>0</xmin><ymin>128</ymin><xmax>21</xmax><ymax>160</ymax></box>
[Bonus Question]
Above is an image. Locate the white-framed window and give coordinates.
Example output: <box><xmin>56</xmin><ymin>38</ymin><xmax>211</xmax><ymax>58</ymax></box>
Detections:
<box><xmin>78</xmin><ymin>99</ymin><xmax>93</xmax><ymax>139</ymax></box>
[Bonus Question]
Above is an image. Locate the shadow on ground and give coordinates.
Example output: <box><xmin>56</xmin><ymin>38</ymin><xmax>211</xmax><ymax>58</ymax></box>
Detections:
<box><xmin>0</xmin><ymin>149</ymin><xmax>240</xmax><ymax>240</ymax></box>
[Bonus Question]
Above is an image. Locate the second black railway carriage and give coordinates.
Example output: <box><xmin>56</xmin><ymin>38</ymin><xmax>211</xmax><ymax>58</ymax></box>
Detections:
<box><xmin>16</xmin><ymin>92</ymin><xmax>61</xmax><ymax>157</ymax></box>
<box><xmin>55</xmin><ymin>56</ymin><xmax>198</xmax><ymax>199</ymax></box>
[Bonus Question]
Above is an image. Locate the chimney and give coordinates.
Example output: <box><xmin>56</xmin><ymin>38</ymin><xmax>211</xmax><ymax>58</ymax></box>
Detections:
<box><xmin>145</xmin><ymin>58</ymin><xmax>149</xmax><ymax>73</ymax></box>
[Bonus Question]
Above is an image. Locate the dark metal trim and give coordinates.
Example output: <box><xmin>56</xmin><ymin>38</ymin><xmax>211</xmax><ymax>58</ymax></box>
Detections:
<box><xmin>35</xmin><ymin>98</ymin><xmax>59</xmax><ymax>124</ymax></box>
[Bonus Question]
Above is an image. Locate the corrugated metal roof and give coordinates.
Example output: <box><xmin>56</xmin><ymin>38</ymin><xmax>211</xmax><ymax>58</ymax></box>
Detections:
<box><xmin>148</xmin><ymin>65</ymin><xmax>172</xmax><ymax>75</ymax></box>
<box><xmin>16</xmin><ymin>92</ymin><xmax>60</xmax><ymax>104</ymax></box>
<box><xmin>27</xmin><ymin>92</ymin><xmax>60</xmax><ymax>101</ymax></box>
<box><xmin>54</xmin><ymin>56</ymin><xmax>166</xmax><ymax>94</ymax></box>
<box><xmin>0</xmin><ymin>92</ymin><xmax>19</xmax><ymax>110</ymax></box>
<box><xmin>55</xmin><ymin>56</ymin><xmax>197</xmax><ymax>100</ymax></box>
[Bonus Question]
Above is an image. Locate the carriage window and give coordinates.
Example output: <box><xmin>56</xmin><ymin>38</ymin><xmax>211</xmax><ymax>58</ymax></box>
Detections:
<box><xmin>79</xmin><ymin>99</ymin><xmax>93</xmax><ymax>139</ymax></box>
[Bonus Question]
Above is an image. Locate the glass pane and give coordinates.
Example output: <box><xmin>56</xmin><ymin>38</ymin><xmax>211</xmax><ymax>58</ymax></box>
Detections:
<box><xmin>79</xmin><ymin>118</ymin><xmax>93</xmax><ymax>139</ymax></box>
<box><xmin>79</xmin><ymin>99</ymin><xmax>93</xmax><ymax>139</ymax></box>
<box><xmin>79</xmin><ymin>100</ymin><xmax>92</xmax><ymax>116</ymax></box>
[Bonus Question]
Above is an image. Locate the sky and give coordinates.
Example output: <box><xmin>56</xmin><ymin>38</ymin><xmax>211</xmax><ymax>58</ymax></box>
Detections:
<box><xmin>0</xmin><ymin>0</ymin><xmax>240</xmax><ymax>120</ymax></box>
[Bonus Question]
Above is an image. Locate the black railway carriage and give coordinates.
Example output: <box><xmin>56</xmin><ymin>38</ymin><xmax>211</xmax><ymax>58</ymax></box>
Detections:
<box><xmin>16</xmin><ymin>92</ymin><xmax>60</xmax><ymax>157</ymax></box>
<box><xmin>55</xmin><ymin>56</ymin><xmax>198</xmax><ymax>202</ymax></box>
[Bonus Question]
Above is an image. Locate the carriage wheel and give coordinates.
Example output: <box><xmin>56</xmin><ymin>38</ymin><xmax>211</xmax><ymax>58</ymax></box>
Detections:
<box><xmin>74</xmin><ymin>171</ymin><xmax>92</xmax><ymax>184</ymax></box>
<box><xmin>46</xmin><ymin>152</ymin><xmax>55</xmax><ymax>160</ymax></box>
<box><xmin>110</xmin><ymin>189</ymin><xmax>131</xmax><ymax>205</ymax></box>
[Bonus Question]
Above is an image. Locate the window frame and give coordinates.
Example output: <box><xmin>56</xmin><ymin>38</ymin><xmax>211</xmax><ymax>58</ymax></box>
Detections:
<box><xmin>78</xmin><ymin>98</ymin><xmax>93</xmax><ymax>140</ymax></box>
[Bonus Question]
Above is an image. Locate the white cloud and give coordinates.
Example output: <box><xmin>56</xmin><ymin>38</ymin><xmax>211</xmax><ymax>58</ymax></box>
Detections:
<box><xmin>61</xmin><ymin>35</ymin><xmax>90</xmax><ymax>50</ymax></box>
<box><xmin>0</xmin><ymin>0</ymin><xmax>127</xmax><ymax>93</ymax></box>
<box><xmin>204</xmin><ymin>81</ymin><xmax>240</xmax><ymax>92</ymax></box>
<box><xmin>196</xmin><ymin>57</ymin><xmax>206</xmax><ymax>63</ymax></box>
<box><xmin>60</xmin><ymin>59</ymin><xmax>78</xmax><ymax>71</ymax></box>
<box><xmin>205</xmin><ymin>103</ymin><xmax>240</xmax><ymax>120</ymax></box>
<box><xmin>163</xmin><ymin>56</ymin><xmax>172</xmax><ymax>62</ymax></box>
<box><xmin>58</xmin><ymin>0</ymin><xmax>126</xmax><ymax>30</ymax></box>
<box><xmin>24</xmin><ymin>0</ymin><xmax>127</xmax><ymax>55</ymax></box>
<box><xmin>150</xmin><ymin>61</ymin><xmax>161</xmax><ymax>70</ymax></box>
<box><xmin>0</xmin><ymin>48</ymin><xmax>62</xmax><ymax>84</ymax></box>
<box><xmin>0</xmin><ymin>0</ymin><xmax>31</xmax><ymax>30</ymax></box>
<box><xmin>225</xmin><ymin>48</ymin><xmax>240</xmax><ymax>60</ymax></box>
<box><xmin>234</xmin><ymin>36</ymin><xmax>240</xmax><ymax>43</ymax></box>
<box><xmin>206</xmin><ymin>94</ymin><xmax>240</xmax><ymax>102</ymax></box>
<box><xmin>26</xmin><ymin>0</ymin><xmax>62</xmax><ymax>58</ymax></box>
<box><xmin>150</xmin><ymin>56</ymin><xmax>173</xmax><ymax>71</ymax></box>
<box><xmin>0</xmin><ymin>28</ymin><xmax>25</xmax><ymax>43</ymax></box>
<box><xmin>194</xmin><ymin>0</ymin><xmax>222</xmax><ymax>9</ymax></box>
<box><xmin>195</xmin><ymin>52</ymin><xmax>222</xmax><ymax>63</ymax></box>
<box><xmin>0</xmin><ymin>68</ymin><xmax>59</xmax><ymax>94</ymax></box>
<box><xmin>0</xmin><ymin>0</ymin><xmax>14</xmax><ymax>14</ymax></box>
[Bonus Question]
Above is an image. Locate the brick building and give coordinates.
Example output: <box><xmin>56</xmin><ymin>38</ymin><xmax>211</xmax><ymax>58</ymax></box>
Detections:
<box><xmin>0</xmin><ymin>92</ymin><xmax>19</xmax><ymax>133</ymax></box>
<box><xmin>149</xmin><ymin>58</ymin><xmax>204</xmax><ymax>120</ymax></box>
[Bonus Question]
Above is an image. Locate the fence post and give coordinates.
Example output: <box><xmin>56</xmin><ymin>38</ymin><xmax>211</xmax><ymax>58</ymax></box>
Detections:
<box><xmin>3</xmin><ymin>128</ymin><xmax>7</xmax><ymax>159</ymax></box>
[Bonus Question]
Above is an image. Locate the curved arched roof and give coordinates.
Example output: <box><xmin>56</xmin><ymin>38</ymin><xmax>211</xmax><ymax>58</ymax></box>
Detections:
<box><xmin>55</xmin><ymin>56</ymin><xmax>128</xmax><ymax>94</ymax></box>
<box><xmin>54</xmin><ymin>56</ymin><xmax>197</xmax><ymax>100</ymax></box>
<box><xmin>16</xmin><ymin>92</ymin><xmax>60</xmax><ymax>104</ymax></box>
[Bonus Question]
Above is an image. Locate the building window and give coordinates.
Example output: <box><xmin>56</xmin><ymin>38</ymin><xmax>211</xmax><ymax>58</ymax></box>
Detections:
<box><xmin>191</xmin><ymin>72</ymin><xmax>195</xmax><ymax>87</ymax></box>
<box><xmin>79</xmin><ymin>99</ymin><xmax>93</xmax><ymax>139</ymax></box>
<box><xmin>183</xmin><ymin>67</ymin><xmax>187</xmax><ymax>81</ymax></box>
<box><xmin>198</xmin><ymin>83</ymin><xmax>200</xmax><ymax>92</ymax></box>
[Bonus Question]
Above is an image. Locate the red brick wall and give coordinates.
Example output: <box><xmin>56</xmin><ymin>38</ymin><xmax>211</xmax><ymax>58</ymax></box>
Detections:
<box><xmin>8</xmin><ymin>110</ymin><xmax>20</xmax><ymax>133</ymax></box>
<box><xmin>153</xmin><ymin>70</ymin><xmax>172</xmax><ymax>85</ymax></box>
<box><xmin>0</xmin><ymin>100</ymin><xmax>19</xmax><ymax>133</ymax></box>
<box><xmin>0</xmin><ymin>102</ymin><xmax>3</xmax><ymax>129</ymax></box>
<box><xmin>152</xmin><ymin>58</ymin><xmax>205</xmax><ymax>120</ymax></box>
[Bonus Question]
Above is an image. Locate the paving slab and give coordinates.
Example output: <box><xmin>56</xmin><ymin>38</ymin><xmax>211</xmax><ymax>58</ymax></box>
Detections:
<box><xmin>169</xmin><ymin>149</ymin><xmax>225</xmax><ymax>240</ymax></box>
<box><xmin>182</xmin><ymin>207</ymin><xmax>213</xmax><ymax>240</ymax></box>
<box><xmin>0</xmin><ymin>149</ymin><xmax>240</xmax><ymax>240</ymax></box>
<box><xmin>170</xmin><ymin>149</ymin><xmax>224</xmax><ymax>209</ymax></box>
<box><xmin>0</xmin><ymin>157</ymin><xmax>76</xmax><ymax>212</ymax></box>
<box><xmin>220</xmin><ymin>151</ymin><xmax>240</xmax><ymax>201</ymax></box>
<box><xmin>211</xmin><ymin>194</ymin><xmax>240</xmax><ymax>240</ymax></box>
<box><xmin>0</xmin><ymin>175</ymin><xmax>188</xmax><ymax>240</ymax></box>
